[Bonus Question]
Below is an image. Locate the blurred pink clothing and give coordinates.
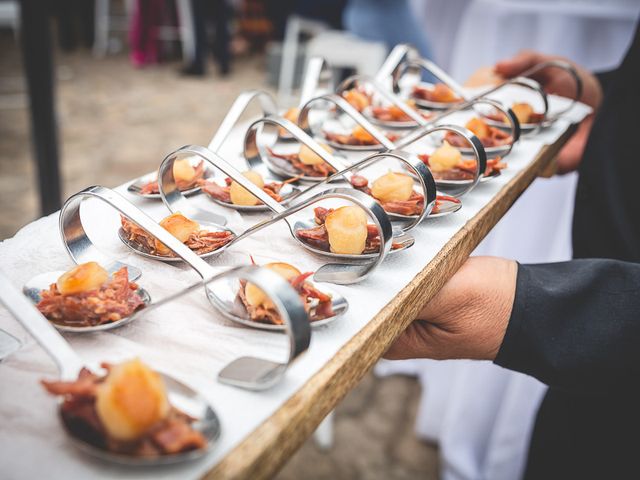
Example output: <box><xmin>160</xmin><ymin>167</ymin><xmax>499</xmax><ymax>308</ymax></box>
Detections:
<box><xmin>129</xmin><ymin>0</ymin><xmax>164</xmax><ymax>67</ymax></box>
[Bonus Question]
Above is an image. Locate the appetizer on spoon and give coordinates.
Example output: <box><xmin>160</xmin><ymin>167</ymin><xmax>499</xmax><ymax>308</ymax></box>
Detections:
<box><xmin>418</xmin><ymin>141</ymin><xmax>506</xmax><ymax>187</ymax></box>
<box><xmin>27</xmin><ymin>262</ymin><xmax>149</xmax><ymax>331</ymax></box>
<box><xmin>128</xmin><ymin>158</ymin><xmax>212</xmax><ymax>199</ymax></box>
<box><xmin>212</xmin><ymin>259</ymin><xmax>349</xmax><ymax>332</ymax></box>
<box><xmin>119</xmin><ymin>212</ymin><xmax>235</xmax><ymax>261</ymax></box>
<box><xmin>0</xmin><ymin>271</ymin><xmax>220</xmax><ymax>464</ymax></box>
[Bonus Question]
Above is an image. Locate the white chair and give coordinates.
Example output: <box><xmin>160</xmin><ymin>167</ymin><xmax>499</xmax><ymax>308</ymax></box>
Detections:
<box><xmin>277</xmin><ymin>14</ymin><xmax>387</xmax><ymax>105</ymax></box>
<box><xmin>306</xmin><ymin>31</ymin><xmax>387</xmax><ymax>78</ymax></box>
<box><xmin>277</xmin><ymin>14</ymin><xmax>329</xmax><ymax>104</ymax></box>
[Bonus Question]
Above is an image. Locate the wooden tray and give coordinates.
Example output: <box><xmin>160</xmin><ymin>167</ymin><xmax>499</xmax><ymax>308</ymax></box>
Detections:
<box><xmin>206</xmin><ymin>124</ymin><xmax>578</xmax><ymax>479</ymax></box>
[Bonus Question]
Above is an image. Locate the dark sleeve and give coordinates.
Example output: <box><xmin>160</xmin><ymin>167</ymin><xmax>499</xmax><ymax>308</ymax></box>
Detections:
<box><xmin>595</xmin><ymin>69</ymin><xmax>617</xmax><ymax>93</ymax></box>
<box><xmin>494</xmin><ymin>259</ymin><xmax>640</xmax><ymax>394</ymax></box>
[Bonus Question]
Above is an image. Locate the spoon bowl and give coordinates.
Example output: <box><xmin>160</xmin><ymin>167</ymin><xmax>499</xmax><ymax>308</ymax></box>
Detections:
<box><xmin>117</xmin><ymin>222</ymin><xmax>236</xmax><ymax>263</ymax></box>
<box><xmin>206</xmin><ymin>181</ymin><xmax>303</xmax><ymax>212</ymax></box>
<box><xmin>433</xmin><ymin>168</ymin><xmax>502</xmax><ymax>190</ymax></box>
<box><xmin>430</xmin><ymin>196</ymin><xmax>463</xmax><ymax>218</ymax></box>
<box><xmin>60</xmin><ymin>368</ymin><xmax>221</xmax><ymax>466</ymax></box>
<box><xmin>409</xmin><ymin>82</ymin><xmax>465</xmax><ymax>111</ymax></box>
<box><xmin>127</xmin><ymin>167</ymin><xmax>214</xmax><ymax>200</ymax></box>
<box><xmin>323</xmin><ymin>136</ymin><xmax>387</xmax><ymax>153</ymax></box>
<box><xmin>292</xmin><ymin>218</ymin><xmax>414</xmax><ymax>260</ymax></box>
<box><xmin>207</xmin><ymin>275</ymin><xmax>349</xmax><ymax>331</ymax></box>
<box><xmin>483</xmin><ymin>116</ymin><xmax>548</xmax><ymax>134</ymax></box>
<box><xmin>23</xmin><ymin>270</ymin><xmax>152</xmax><ymax>333</ymax></box>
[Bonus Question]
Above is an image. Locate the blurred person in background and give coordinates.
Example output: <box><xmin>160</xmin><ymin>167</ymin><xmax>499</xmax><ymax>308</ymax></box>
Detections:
<box><xmin>343</xmin><ymin>0</ymin><xmax>433</xmax><ymax>60</ymax></box>
<box><xmin>54</xmin><ymin>0</ymin><xmax>95</xmax><ymax>52</ymax></box>
<box><xmin>264</xmin><ymin>0</ymin><xmax>347</xmax><ymax>41</ymax></box>
<box><xmin>181</xmin><ymin>0</ymin><xmax>232</xmax><ymax>76</ymax></box>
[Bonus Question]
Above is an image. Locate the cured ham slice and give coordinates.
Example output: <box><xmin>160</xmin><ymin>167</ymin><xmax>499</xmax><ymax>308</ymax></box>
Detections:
<box><xmin>419</xmin><ymin>153</ymin><xmax>507</xmax><ymax>181</ymax></box>
<box><xmin>42</xmin><ymin>363</ymin><xmax>207</xmax><ymax>457</ymax></box>
<box><xmin>238</xmin><ymin>268</ymin><xmax>334</xmax><ymax>325</ymax></box>
<box><xmin>139</xmin><ymin>161</ymin><xmax>206</xmax><ymax>195</ymax></box>
<box><xmin>296</xmin><ymin>207</ymin><xmax>403</xmax><ymax>253</ymax></box>
<box><xmin>37</xmin><ymin>267</ymin><xmax>145</xmax><ymax>327</ymax></box>
<box><xmin>120</xmin><ymin>215</ymin><xmax>234</xmax><ymax>257</ymax></box>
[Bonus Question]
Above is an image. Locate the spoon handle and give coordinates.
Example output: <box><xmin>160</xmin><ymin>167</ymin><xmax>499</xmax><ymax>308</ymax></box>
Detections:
<box><xmin>337</xmin><ymin>74</ymin><xmax>428</xmax><ymax>126</ymax></box>
<box><xmin>299</xmin><ymin>57</ymin><xmax>332</xmax><ymax>106</ymax></box>
<box><xmin>0</xmin><ymin>271</ymin><xmax>83</xmax><ymax>380</ymax></box>
<box><xmin>298</xmin><ymin>93</ymin><xmax>396</xmax><ymax>151</ymax></box>
<box><xmin>520</xmin><ymin>60</ymin><xmax>582</xmax><ymax>120</ymax></box>
<box><xmin>375</xmin><ymin>44</ymin><xmax>415</xmax><ymax>84</ymax></box>
<box><xmin>243</xmin><ymin>115</ymin><xmax>350</xmax><ymax>178</ymax></box>
<box><xmin>208</xmin><ymin>90</ymin><xmax>278</xmax><ymax>154</ymax></box>
<box><xmin>174</xmin><ymin>145</ymin><xmax>288</xmax><ymax>214</ymax></box>
<box><xmin>61</xmin><ymin>186</ymin><xmax>214</xmax><ymax>280</ymax></box>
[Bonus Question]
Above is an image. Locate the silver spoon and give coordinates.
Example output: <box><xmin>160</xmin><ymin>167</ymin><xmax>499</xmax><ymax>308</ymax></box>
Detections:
<box><xmin>288</xmin><ymin>148</ymin><xmax>435</xmax><ymax>229</ymax></box>
<box><xmin>298</xmin><ymin>92</ymin><xmax>397</xmax><ymax>153</ymax></box>
<box><xmin>205</xmin><ymin>88</ymin><xmax>349</xmax><ymax>185</ymax></box>
<box><xmin>336</xmin><ymin>73</ymin><xmax>430</xmax><ymax>129</ymax></box>
<box><xmin>161</xmin><ymin>145</ymin><xmax>401</xmax><ymax>284</ymax></box>
<box><xmin>381</xmin><ymin>43</ymin><xmax>544</xmax><ymax>138</ymax></box>
<box><xmin>0</xmin><ymin>269</ymin><xmax>221</xmax><ymax>465</ymax></box>
<box><xmin>243</xmin><ymin>111</ymin><xmax>352</xmax><ymax>183</ymax></box>
<box><xmin>62</xmin><ymin>182</ymin><xmax>235</xmax><ymax>264</ymax></box>
<box><xmin>158</xmin><ymin>146</ymin><xmax>405</xmax><ymax>285</ymax></box>
<box><xmin>298</xmin><ymin>95</ymin><xmax>489</xmax><ymax>198</ymax></box>
<box><xmin>55</xmin><ymin>186</ymin><xmax>312</xmax><ymax>389</ymax></box>
<box><xmin>395</xmin><ymin>57</ymin><xmax>542</xmax><ymax>140</ymax></box>
<box><xmin>126</xmin><ymin>163</ymin><xmax>216</xmax><ymax>200</ymax></box>
<box><xmin>211</xmin><ymin>269</ymin><xmax>349</xmax><ymax>332</ymax></box>
<box><xmin>482</xmin><ymin>60</ymin><xmax>583</xmax><ymax>131</ymax></box>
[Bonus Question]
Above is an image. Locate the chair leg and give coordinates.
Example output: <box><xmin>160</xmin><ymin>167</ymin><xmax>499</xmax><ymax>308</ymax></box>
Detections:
<box><xmin>277</xmin><ymin>15</ymin><xmax>301</xmax><ymax>104</ymax></box>
<box><xmin>93</xmin><ymin>0</ymin><xmax>109</xmax><ymax>57</ymax></box>
<box><xmin>176</xmin><ymin>0</ymin><xmax>195</xmax><ymax>64</ymax></box>
<box><xmin>313</xmin><ymin>410</ymin><xmax>335</xmax><ymax>451</ymax></box>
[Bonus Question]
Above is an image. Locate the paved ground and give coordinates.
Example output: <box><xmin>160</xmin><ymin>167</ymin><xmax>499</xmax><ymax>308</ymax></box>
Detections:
<box><xmin>0</xmin><ymin>32</ymin><xmax>438</xmax><ymax>478</ymax></box>
<box><xmin>277</xmin><ymin>373</ymin><xmax>439</xmax><ymax>480</ymax></box>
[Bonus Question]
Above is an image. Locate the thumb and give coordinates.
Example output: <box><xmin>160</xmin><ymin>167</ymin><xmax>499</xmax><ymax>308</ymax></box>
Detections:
<box><xmin>494</xmin><ymin>50</ymin><xmax>540</xmax><ymax>78</ymax></box>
